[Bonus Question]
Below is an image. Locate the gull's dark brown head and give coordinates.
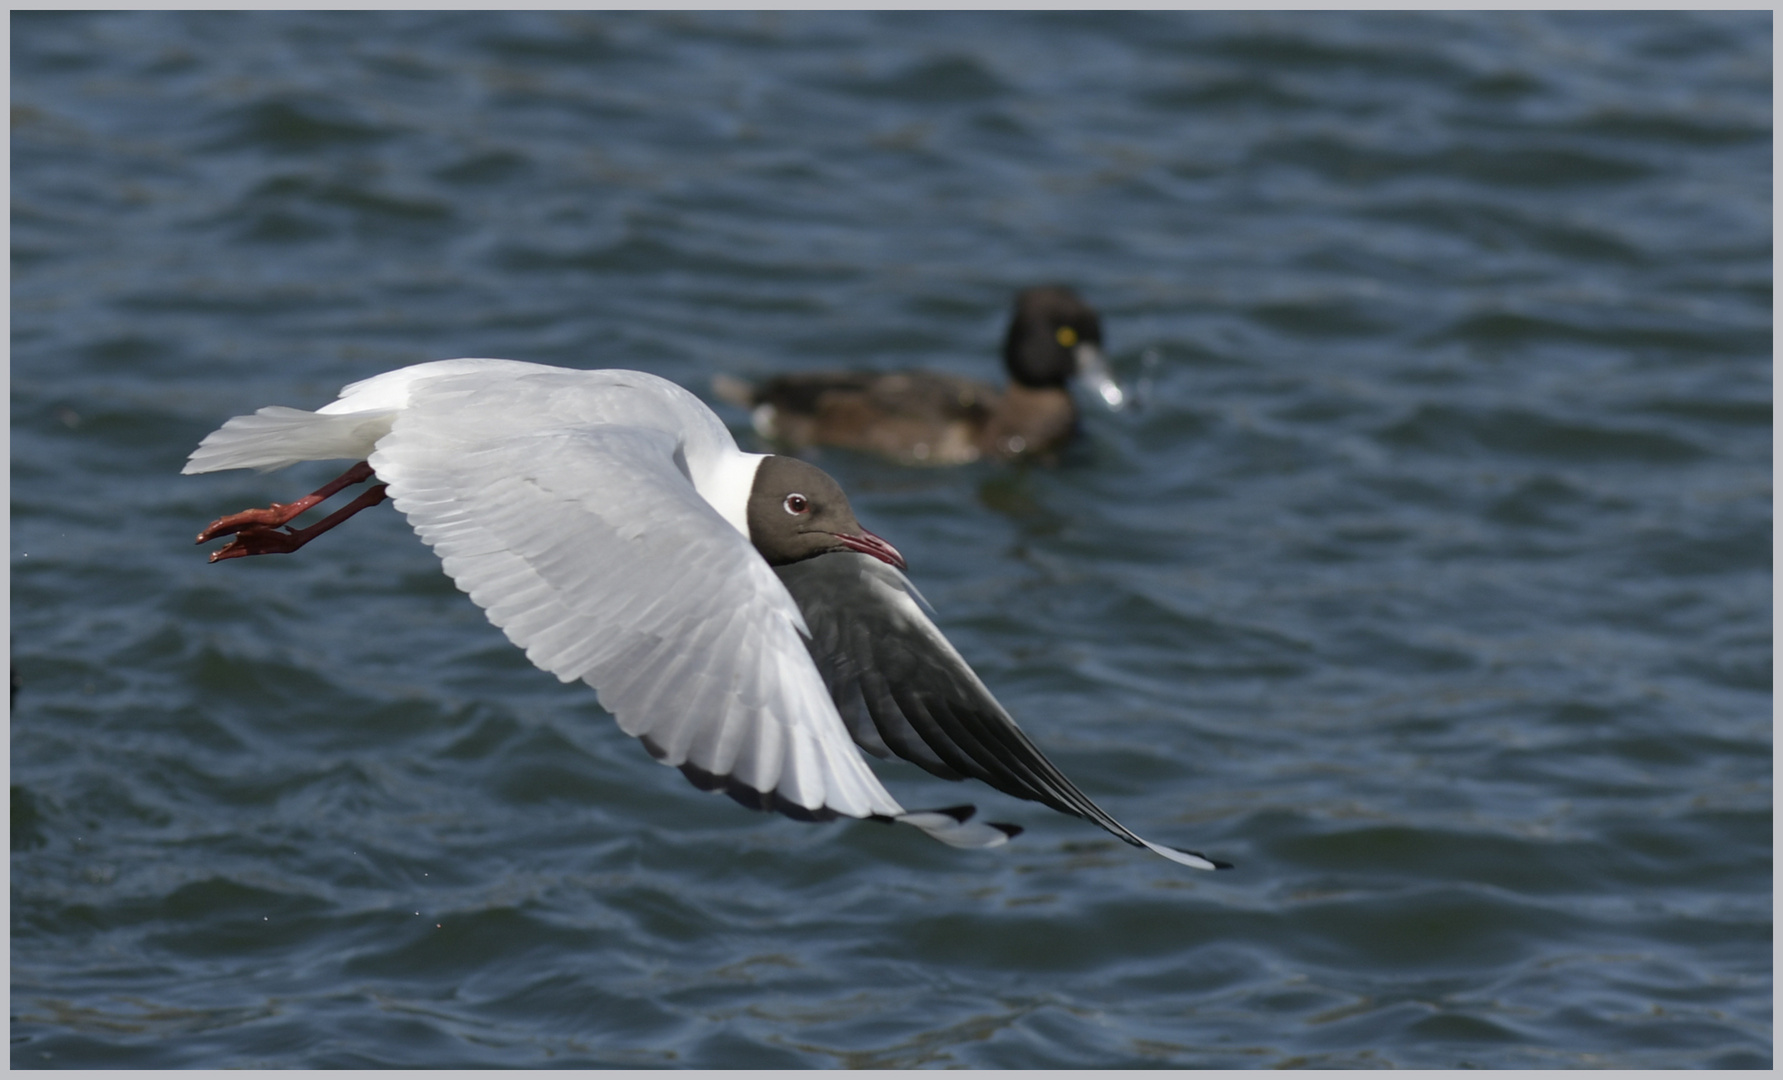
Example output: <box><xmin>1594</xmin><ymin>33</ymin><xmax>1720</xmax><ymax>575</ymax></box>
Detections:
<box><xmin>745</xmin><ymin>455</ymin><xmax>905</xmax><ymax>569</ymax></box>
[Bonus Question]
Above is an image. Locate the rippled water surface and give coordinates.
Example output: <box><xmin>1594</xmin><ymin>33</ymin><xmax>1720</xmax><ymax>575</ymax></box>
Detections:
<box><xmin>11</xmin><ymin>11</ymin><xmax>1771</xmax><ymax>1069</ymax></box>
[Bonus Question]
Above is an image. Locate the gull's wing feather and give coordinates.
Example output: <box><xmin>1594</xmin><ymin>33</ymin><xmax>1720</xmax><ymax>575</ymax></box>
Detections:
<box><xmin>775</xmin><ymin>553</ymin><xmax>1229</xmax><ymax>870</ymax></box>
<box><xmin>368</xmin><ymin>385</ymin><xmax>901</xmax><ymax>823</ymax></box>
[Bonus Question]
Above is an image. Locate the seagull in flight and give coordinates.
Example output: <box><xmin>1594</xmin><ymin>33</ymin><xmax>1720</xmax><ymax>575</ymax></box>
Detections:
<box><xmin>184</xmin><ymin>359</ymin><xmax>1228</xmax><ymax>869</ymax></box>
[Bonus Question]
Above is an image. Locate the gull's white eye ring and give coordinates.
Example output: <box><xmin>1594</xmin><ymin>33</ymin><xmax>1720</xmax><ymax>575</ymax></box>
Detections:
<box><xmin>784</xmin><ymin>493</ymin><xmax>810</xmax><ymax>515</ymax></box>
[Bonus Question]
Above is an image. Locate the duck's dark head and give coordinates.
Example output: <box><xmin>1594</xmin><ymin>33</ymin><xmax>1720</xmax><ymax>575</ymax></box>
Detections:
<box><xmin>745</xmin><ymin>455</ymin><xmax>905</xmax><ymax>569</ymax></box>
<box><xmin>1002</xmin><ymin>285</ymin><xmax>1124</xmax><ymax>409</ymax></box>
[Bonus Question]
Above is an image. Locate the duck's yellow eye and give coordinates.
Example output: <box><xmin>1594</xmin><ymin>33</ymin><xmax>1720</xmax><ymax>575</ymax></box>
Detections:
<box><xmin>1055</xmin><ymin>326</ymin><xmax>1079</xmax><ymax>348</ymax></box>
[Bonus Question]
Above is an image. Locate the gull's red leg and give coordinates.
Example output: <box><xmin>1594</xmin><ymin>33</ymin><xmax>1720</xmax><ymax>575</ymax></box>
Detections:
<box><xmin>196</xmin><ymin>461</ymin><xmax>377</xmax><ymax>545</ymax></box>
<box><xmin>209</xmin><ymin>484</ymin><xmax>390</xmax><ymax>564</ymax></box>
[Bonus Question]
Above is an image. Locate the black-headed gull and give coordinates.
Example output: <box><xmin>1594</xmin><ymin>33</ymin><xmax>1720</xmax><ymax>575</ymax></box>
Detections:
<box><xmin>185</xmin><ymin>359</ymin><xmax>1226</xmax><ymax>869</ymax></box>
<box><xmin>713</xmin><ymin>286</ymin><xmax>1125</xmax><ymax>466</ymax></box>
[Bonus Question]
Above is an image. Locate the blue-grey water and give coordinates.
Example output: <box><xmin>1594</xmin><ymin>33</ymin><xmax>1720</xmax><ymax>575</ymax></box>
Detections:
<box><xmin>10</xmin><ymin>11</ymin><xmax>1771</xmax><ymax>1069</ymax></box>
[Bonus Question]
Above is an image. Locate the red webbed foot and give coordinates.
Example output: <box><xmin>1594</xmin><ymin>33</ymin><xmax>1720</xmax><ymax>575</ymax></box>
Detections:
<box><xmin>197</xmin><ymin>462</ymin><xmax>387</xmax><ymax>563</ymax></box>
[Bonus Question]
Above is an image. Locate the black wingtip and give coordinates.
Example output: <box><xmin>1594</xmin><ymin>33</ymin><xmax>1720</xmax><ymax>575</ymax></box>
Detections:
<box><xmin>672</xmin><ymin>754</ymin><xmax>841</xmax><ymax>823</ymax></box>
<box><xmin>989</xmin><ymin>822</ymin><xmax>1024</xmax><ymax>839</ymax></box>
<box><xmin>932</xmin><ymin>804</ymin><xmax>978</xmax><ymax>824</ymax></box>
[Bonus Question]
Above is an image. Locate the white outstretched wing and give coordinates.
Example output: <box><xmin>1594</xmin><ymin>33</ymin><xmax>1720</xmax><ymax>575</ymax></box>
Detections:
<box><xmin>370</xmin><ymin>399</ymin><xmax>902</xmax><ymax>823</ymax></box>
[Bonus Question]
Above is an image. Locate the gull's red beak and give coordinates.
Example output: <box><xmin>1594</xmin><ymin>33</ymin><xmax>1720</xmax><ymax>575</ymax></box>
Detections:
<box><xmin>832</xmin><ymin>527</ymin><xmax>906</xmax><ymax>570</ymax></box>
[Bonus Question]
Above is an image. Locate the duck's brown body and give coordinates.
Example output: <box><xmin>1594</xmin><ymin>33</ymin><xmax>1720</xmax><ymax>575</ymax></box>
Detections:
<box><xmin>730</xmin><ymin>371</ymin><xmax>1075</xmax><ymax>466</ymax></box>
<box><xmin>714</xmin><ymin>286</ymin><xmax>1115</xmax><ymax>467</ymax></box>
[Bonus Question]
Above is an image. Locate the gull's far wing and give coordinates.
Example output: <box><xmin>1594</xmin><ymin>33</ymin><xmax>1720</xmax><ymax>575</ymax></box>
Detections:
<box><xmin>368</xmin><ymin>387</ymin><xmax>901</xmax><ymax>823</ymax></box>
<box><xmin>775</xmin><ymin>553</ymin><xmax>1229</xmax><ymax>870</ymax></box>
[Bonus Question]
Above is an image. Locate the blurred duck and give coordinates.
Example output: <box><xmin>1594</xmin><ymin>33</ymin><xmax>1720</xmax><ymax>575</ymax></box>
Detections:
<box><xmin>714</xmin><ymin>286</ymin><xmax>1123</xmax><ymax>466</ymax></box>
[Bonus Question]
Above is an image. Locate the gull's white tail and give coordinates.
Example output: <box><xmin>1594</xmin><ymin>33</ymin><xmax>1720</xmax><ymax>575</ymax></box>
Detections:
<box><xmin>182</xmin><ymin>407</ymin><xmax>396</xmax><ymax>475</ymax></box>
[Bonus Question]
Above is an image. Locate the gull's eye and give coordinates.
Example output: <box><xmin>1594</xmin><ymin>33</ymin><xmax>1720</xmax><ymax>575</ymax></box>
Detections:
<box><xmin>1055</xmin><ymin>326</ymin><xmax>1080</xmax><ymax>348</ymax></box>
<box><xmin>783</xmin><ymin>493</ymin><xmax>810</xmax><ymax>516</ymax></box>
